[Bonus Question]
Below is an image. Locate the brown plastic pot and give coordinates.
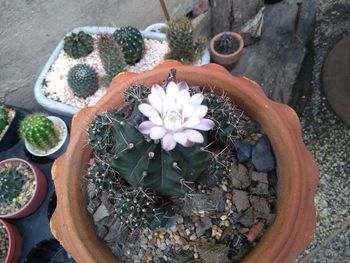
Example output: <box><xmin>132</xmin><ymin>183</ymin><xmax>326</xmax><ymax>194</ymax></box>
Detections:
<box><xmin>0</xmin><ymin>219</ymin><xmax>23</xmax><ymax>263</ymax></box>
<box><xmin>0</xmin><ymin>158</ymin><xmax>48</xmax><ymax>219</ymax></box>
<box><xmin>50</xmin><ymin>61</ymin><xmax>318</xmax><ymax>263</ymax></box>
<box><xmin>210</xmin><ymin>32</ymin><xmax>244</xmax><ymax>68</ymax></box>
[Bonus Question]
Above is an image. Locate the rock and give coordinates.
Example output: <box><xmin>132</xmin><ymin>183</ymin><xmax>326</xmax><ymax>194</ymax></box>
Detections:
<box><xmin>217</xmin><ymin>200</ymin><xmax>225</xmax><ymax>213</ymax></box>
<box><xmin>93</xmin><ymin>203</ymin><xmax>109</xmax><ymax>222</ymax></box>
<box><xmin>230</xmin><ymin>164</ymin><xmax>251</xmax><ymax>190</ymax></box>
<box><xmin>196</xmin><ymin>216</ymin><xmax>212</xmax><ymax>236</ymax></box>
<box><xmin>251</xmin><ymin>171</ymin><xmax>268</xmax><ymax>184</ymax></box>
<box><xmin>198</xmin><ymin>243</ymin><xmax>230</xmax><ymax>263</ymax></box>
<box><xmin>240</xmin><ymin>6</ymin><xmax>265</xmax><ymax>46</ymax></box>
<box><xmin>87</xmin><ymin>182</ymin><xmax>97</xmax><ymax>199</ymax></box>
<box><xmin>235</xmin><ymin>140</ymin><xmax>253</xmax><ymax>163</ymax></box>
<box><xmin>251</xmin><ymin>136</ymin><xmax>275</xmax><ymax>172</ymax></box>
<box><xmin>87</xmin><ymin>196</ymin><xmax>101</xmax><ymax>215</ymax></box>
<box><xmin>232</xmin><ymin>189</ymin><xmax>250</xmax><ymax>212</ymax></box>
<box><xmin>249</xmin><ymin>195</ymin><xmax>270</xmax><ymax>216</ymax></box>
<box><xmin>250</xmin><ymin>182</ymin><xmax>270</xmax><ymax>195</ymax></box>
<box><xmin>96</xmin><ymin>224</ymin><xmax>108</xmax><ymax>239</ymax></box>
<box><xmin>237</xmin><ymin>207</ymin><xmax>255</xmax><ymax>227</ymax></box>
<box><xmin>192</xmin><ymin>0</ymin><xmax>209</xmax><ymax>17</ymax></box>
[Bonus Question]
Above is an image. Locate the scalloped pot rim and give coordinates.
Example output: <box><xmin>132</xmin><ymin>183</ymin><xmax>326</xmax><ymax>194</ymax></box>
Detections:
<box><xmin>50</xmin><ymin>61</ymin><xmax>318</xmax><ymax>263</ymax></box>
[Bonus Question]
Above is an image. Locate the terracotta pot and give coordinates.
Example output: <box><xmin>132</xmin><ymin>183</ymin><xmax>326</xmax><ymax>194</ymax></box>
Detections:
<box><xmin>210</xmin><ymin>32</ymin><xmax>244</xmax><ymax>68</ymax></box>
<box><xmin>0</xmin><ymin>158</ymin><xmax>48</xmax><ymax>219</ymax></box>
<box><xmin>50</xmin><ymin>61</ymin><xmax>318</xmax><ymax>263</ymax></box>
<box><xmin>0</xmin><ymin>219</ymin><xmax>23</xmax><ymax>263</ymax></box>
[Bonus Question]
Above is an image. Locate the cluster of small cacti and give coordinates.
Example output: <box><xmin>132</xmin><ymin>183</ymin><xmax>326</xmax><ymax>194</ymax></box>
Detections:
<box><xmin>87</xmin><ymin>160</ymin><xmax>121</xmax><ymax>192</ymax></box>
<box><xmin>165</xmin><ymin>16</ymin><xmax>207</xmax><ymax>64</ymax></box>
<box><xmin>203</xmin><ymin>89</ymin><xmax>246</xmax><ymax>145</ymax></box>
<box><xmin>97</xmin><ymin>35</ymin><xmax>126</xmax><ymax>87</ymax></box>
<box><xmin>63</xmin><ymin>31</ymin><xmax>93</xmax><ymax>59</ymax></box>
<box><xmin>116</xmin><ymin>189</ymin><xmax>161</xmax><ymax>230</ymax></box>
<box><xmin>19</xmin><ymin>113</ymin><xmax>58</xmax><ymax>151</ymax></box>
<box><xmin>0</xmin><ymin>107</ymin><xmax>8</xmax><ymax>133</ymax></box>
<box><xmin>67</xmin><ymin>64</ymin><xmax>98</xmax><ymax>98</ymax></box>
<box><xmin>114</xmin><ymin>26</ymin><xmax>145</xmax><ymax>65</ymax></box>
<box><xmin>0</xmin><ymin>162</ymin><xmax>26</xmax><ymax>205</ymax></box>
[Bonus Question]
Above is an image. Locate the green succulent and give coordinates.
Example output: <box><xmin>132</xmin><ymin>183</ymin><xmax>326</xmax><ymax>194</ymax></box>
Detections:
<box><xmin>63</xmin><ymin>31</ymin><xmax>94</xmax><ymax>59</ymax></box>
<box><xmin>19</xmin><ymin>113</ymin><xmax>58</xmax><ymax>151</ymax></box>
<box><xmin>114</xmin><ymin>26</ymin><xmax>145</xmax><ymax>65</ymax></box>
<box><xmin>0</xmin><ymin>108</ymin><xmax>8</xmax><ymax>133</ymax></box>
<box><xmin>67</xmin><ymin>64</ymin><xmax>98</xmax><ymax>98</ymax></box>
<box><xmin>165</xmin><ymin>16</ymin><xmax>207</xmax><ymax>64</ymax></box>
<box><xmin>0</xmin><ymin>163</ymin><xmax>26</xmax><ymax>205</ymax></box>
<box><xmin>97</xmin><ymin>35</ymin><xmax>126</xmax><ymax>87</ymax></box>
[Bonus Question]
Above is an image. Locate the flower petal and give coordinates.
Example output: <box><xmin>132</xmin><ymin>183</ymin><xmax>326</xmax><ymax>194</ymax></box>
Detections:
<box><xmin>182</xmin><ymin>104</ymin><xmax>194</xmax><ymax>120</ymax></box>
<box><xmin>148</xmin><ymin>94</ymin><xmax>163</xmax><ymax>114</ymax></box>
<box><xmin>189</xmin><ymin>93</ymin><xmax>204</xmax><ymax>106</ymax></box>
<box><xmin>149</xmin><ymin>113</ymin><xmax>163</xmax><ymax>126</ymax></box>
<box><xmin>184</xmin><ymin>129</ymin><xmax>204</xmax><ymax>143</ymax></box>
<box><xmin>150</xmin><ymin>127</ymin><xmax>167</xmax><ymax>140</ymax></box>
<box><xmin>182</xmin><ymin>116</ymin><xmax>200</xmax><ymax>128</ymax></box>
<box><xmin>166</xmin><ymin>81</ymin><xmax>179</xmax><ymax>98</ymax></box>
<box><xmin>177</xmin><ymin>89</ymin><xmax>190</xmax><ymax>105</ymax></box>
<box><xmin>192</xmin><ymin>118</ymin><xmax>215</xmax><ymax>131</ymax></box>
<box><xmin>193</xmin><ymin>105</ymin><xmax>208</xmax><ymax>119</ymax></box>
<box><xmin>178</xmin><ymin>81</ymin><xmax>189</xmax><ymax>91</ymax></box>
<box><xmin>138</xmin><ymin>103</ymin><xmax>159</xmax><ymax>118</ymax></box>
<box><xmin>173</xmin><ymin>132</ymin><xmax>188</xmax><ymax>146</ymax></box>
<box><xmin>138</xmin><ymin>121</ymin><xmax>156</xmax><ymax>134</ymax></box>
<box><xmin>151</xmin><ymin>84</ymin><xmax>166</xmax><ymax>100</ymax></box>
<box><xmin>162</xmin><ymin>134</ymin><xmax>176</xmax><ymax>151</ymax></box>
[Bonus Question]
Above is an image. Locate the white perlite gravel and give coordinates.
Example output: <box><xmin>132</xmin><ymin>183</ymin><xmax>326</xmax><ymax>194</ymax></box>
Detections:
<box><xmin>43</xmin><ymin>37</ymin><xmax>169</xmax><ymax>108</ymax></box>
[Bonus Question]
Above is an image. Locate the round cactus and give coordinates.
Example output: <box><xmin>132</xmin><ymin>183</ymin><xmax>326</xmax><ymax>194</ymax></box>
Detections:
<box><xmin>63</xmin><ymin>31</ymin><xmax>93</xmax><ymax>59</ymax></box>
<box><xmin>113</xmin><ymin>26</ymin><xmax>145</xmax><ymax>65</ymax></box>
<box><xmin>67</xmin><ymin>64</ymin><xmax>98</xmax><ymax>98</ymax></box>
<box><xmin>19</xmin><ymin>113</ymin><xmax>58</xmax><ymax>151</ymax></box>
<box><xmin>0</xmin><ymin>162</ymin><xmax>26</xmax><ymax>205</ymax></box>
<box><xmin>0</xmin><ymin>107</ymin><xmax>8</xmax><ymax>133</ymax></box>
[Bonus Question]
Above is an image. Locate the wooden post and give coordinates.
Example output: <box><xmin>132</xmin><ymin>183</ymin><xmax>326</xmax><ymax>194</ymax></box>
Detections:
<box><xmin>159</xmin><ymin>0</ymin><xmax>170</xmax><ymax>21</ymax></box>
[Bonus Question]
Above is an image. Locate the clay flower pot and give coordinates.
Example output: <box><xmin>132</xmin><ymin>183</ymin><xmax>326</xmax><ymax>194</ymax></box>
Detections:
<box><xmin>210</xmin><ymin>32</ymin><xmax>244</xmax><ymax>68</ymax></box>
<box><xmin>0</xmin><ymin>219</ymin><xmax>23</xmax><ymax>263</ymax></box>
<box><xmin>50</xmin><ymin>61</ymin><xmax>318</xmax><ymax>263</ymax></box>
<box><xmin>0</xmin><ymin>158</ymin><xmax>48</xmax><ymax>219</ymax></box>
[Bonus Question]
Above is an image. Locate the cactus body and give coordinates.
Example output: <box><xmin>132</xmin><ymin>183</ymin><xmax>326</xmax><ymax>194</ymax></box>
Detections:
<box><xmin>114</xmin><ymin>26</ymin><xmax>145</xmax><ymax>65</ymax></box>
<box><xmin>67</xmin><ymin>64</ymin><xmax>98</xmax><ymax>98</ymax></box>
<box><xmin>63</xmin><ymin>31</ymin><xmax>93</xmax><ymax>59</ymax></box>
<box><xmin>165</xmin><ymin>17</ymin><xmax>207</xmax><ymax>64</ymax></box>
<box><xmin>0</xmin><ymin>108</ymin><xmax>8</xmax><ymax>133</ymax></box>
<box><xmin>214</xmin><ymin>33</ymin><xmax>239</xmax><ymax>55</ymax></box>
<box><xmin>19</xmin><ymin>113</ymin><xmax>58</xmax><ymax>150</ymax></box>
<box><xmin>97</xmin><ymin>35</ymin><xmax>126</xmax><ymax>87</ymax></box>
<box><xmin>88</xmin><ymin>160</ymin><xmax>121</xmax><ymax>192</ymax></box>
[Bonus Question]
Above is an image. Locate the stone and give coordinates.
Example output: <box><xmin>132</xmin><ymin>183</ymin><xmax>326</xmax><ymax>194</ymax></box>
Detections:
<box><xmin>232</xmin><ymin>189</ymin><xmax>250</xmax><ymax>213</ymax></box>
<box><xmin>198</xmin><ymin>243</ymin><xmax>230</xmax><ymax>263</ymax></box>
<box><xmin>87</xmin><ymin>196</ymin><xmax>101</xmax><ymax>215</ymax></box>
<box><xmin>192</xmin><ymin>0</ymin><xmax>209</xmax><ymax>17</ymax></box>
<box><xmin>93</xmin><ymin>203</ymin><xmax>109</xmax><ymax>222</ymax></box>
<box><xmin>217</xmin><ymin>200</ymin><xmax>225</xmax><ymax>213</ymax></box>
<box><xmin>230</xmin><ymin>164</ymin><xmax>251</xmax><ymax>190</ymax></box>
<box><xmin>250</xmin><ymin>182</ymin><xmax>270</xmax><ymax>195</ymax></box>
<box><xmin>251</xmin><ymin>171</ymin><xmax>268</xmax><ymax>184</ymax></box>
<box><xmin>237</xmin><ymin>207</ymin><xmax>255</xmax><ymax>227</ymax></box>
<box><xmin>196</xmin><ymin>216</ymin><xmax>212</xmax><ymax>236</ymax></box>
<box><xmin>235</xmin><ymin>140</ymin><xmax>253</xmax><ymax>163</ymax></box>
<box><xmin>249</xmin><ymin>195</ymin><xmax>270</xmax><ymax>216</ymax></box>
<box><xmin>251</xmin><ymin>136</ymin><xmax>275</xmax><ymax>172</ymax></box>
<box><xmin>240</xmin><ymin>6</ymin><xmax>265</xmax><ymax>46</ymax></box>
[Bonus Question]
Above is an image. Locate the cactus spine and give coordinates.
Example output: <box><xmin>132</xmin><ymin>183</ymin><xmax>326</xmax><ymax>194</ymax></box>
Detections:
<box><xmin>114</xmin><ymin>26</ymin><xmax>145</xmax><ymax>65</ymax></box>
<box><xmin>63</xmin><ymin>31</ymin><xmax>93</xmax><ymax>59</ymax></box>
<box><xmin>165</xmin><ymin>16</ymin><xmax>207</xmax><ymax>64</ymax></box>
<box><xmin>19</xmin><ymin>113</ymin><xmax>58</xmax><ymax>150</ymax></box>
<box><xmin>97</xmin><ymin>35</ymin><xmax>126</xmax><ymax>87</ymax></box>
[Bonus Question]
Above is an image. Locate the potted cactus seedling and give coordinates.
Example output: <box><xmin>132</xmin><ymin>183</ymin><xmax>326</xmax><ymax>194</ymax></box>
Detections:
<box><xmin>0</xmin><ymin>158</ymin><xmax>47</xmax><ymax>219</ymax></box>
<box><xmin>0</xmin><ymin>106</ymin><xmax>21</xmax><ymax>152</ymax></box>
<box><xmin>210</xmin><ymin>32</ymin><xmax>244</xmax><ymax>68</ymax></box>
<box><xmin>51</xmin><ymin>61</ymin><xmax>318</xmax><ymax>262</ymax></box>
<box><xmin>0</xmin><ymin>219</ymin><xmax>23</xmax><ymax>263</ymax></box>
<box><xmin>19</xmin><ymin>113</ymin><xmax>69</xmax><ymax>159</ymax></box>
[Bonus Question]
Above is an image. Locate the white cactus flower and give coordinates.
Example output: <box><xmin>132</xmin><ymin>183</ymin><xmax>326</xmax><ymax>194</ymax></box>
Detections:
<box><xmin>138</xmin><ymin>81</ymin><xmax>215</xmax><ymax>151</ymax></box>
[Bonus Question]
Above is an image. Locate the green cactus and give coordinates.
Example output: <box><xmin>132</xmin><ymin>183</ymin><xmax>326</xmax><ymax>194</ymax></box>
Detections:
<box><xmin>116</xmin><ymin>189</ymin><xmax>162</xmax><ymax>230</ymax></box>
<box><xmin>63</xmin><ymin>31</ymin><xmax>93</xmax><ymax>59</ymax></box>
<box><xmin>214</xmin><ymin>33</ymin><xmax>239</xmax><ymax>55</ymax></box>
<box><xmin>113</xmin><ymin>26</ymin><xmax>145</xmax><ymax>65</ymax></box>
<box><xmin>87</xmin><ymin>160</ymin><xmax>121</xmax><ymax>192</ymax></box>
<box><xmin>0</xmin><ymin>162</ymin><xmax>26</xmax><ymax>205</ymax></box>
<box><xmin>0</xmin><ymin>108</ymin><xmax>8</xmax><ymax>133</ymax></box>
<box><xmin>97</xmin><ymin>35</ymin><xmax>126</xmax><ymax>87</ymax></box>
<box><xmin>88</xmin><ymin>111</ymin><xmax>210</xmax><ymax>196</ymax></box>
<box><xmin>19</xmin><ymin>113</ymin><xmax>58</xmax><ymax>151</ymax></box>
<box><xmin>67</xmin><ymin>64</ymin><xmax>98</xmax><ymax>98</ymax></box>
<box><xmin>165</xmin><ymin>16</ymin><xmax>207</xmax><ymax>64</ymax></box>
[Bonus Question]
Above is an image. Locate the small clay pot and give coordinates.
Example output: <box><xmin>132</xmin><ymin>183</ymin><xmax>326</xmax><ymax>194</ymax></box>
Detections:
<box><xmin>0</xmin><ymin>219</ymin><xmax>23</xmax><ymax>263</ymax></box>
<box><xmin>51</xmin><ymin>61</ymin><xmax>318</xmax><ymax>263</ymax></box>
<box><xmin>0</xmin><ymin>158</ymin><xmax>48</xmax><ymax>219</ymax></box>
<box><xmin>210</xmin><ymin>32</ymin><xmax>244</xmax><ymax>68</ymax></box>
